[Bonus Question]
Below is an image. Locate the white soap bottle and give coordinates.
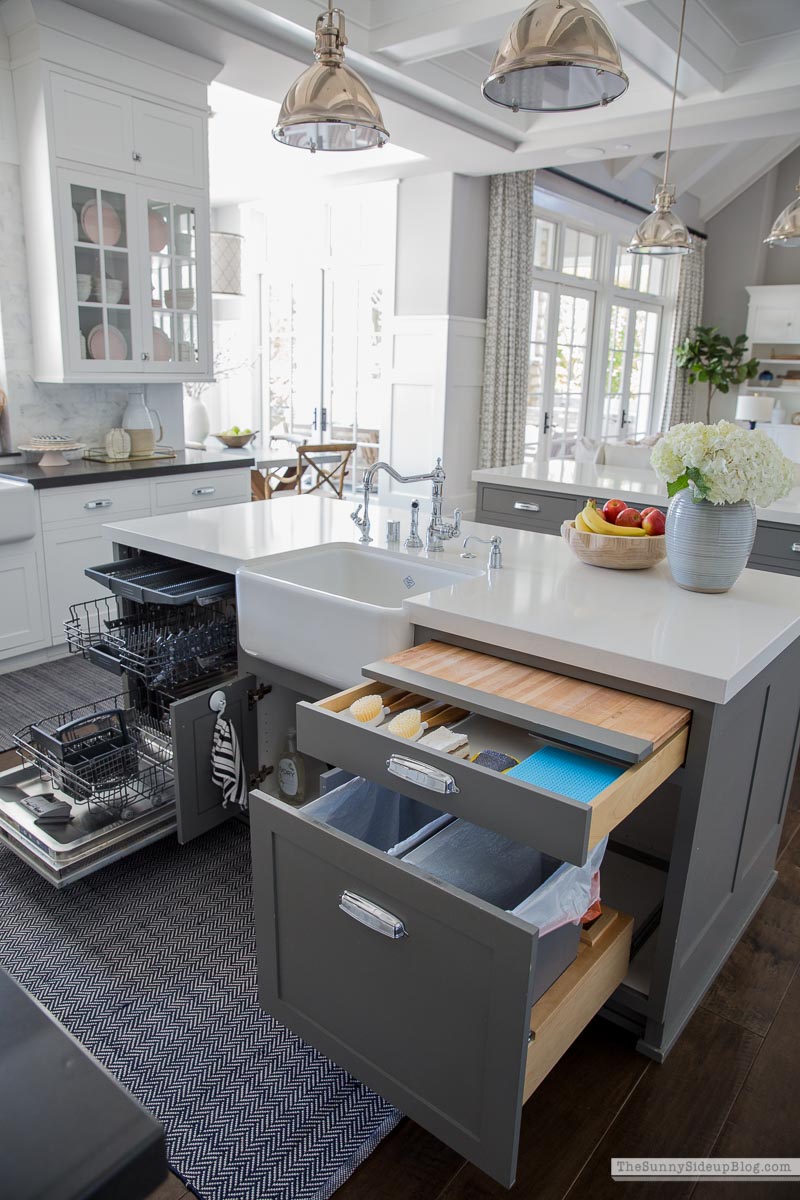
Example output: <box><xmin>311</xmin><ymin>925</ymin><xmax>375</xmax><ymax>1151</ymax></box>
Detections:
<box><xmin>277</xmin><ymin>727</ymin><xmax>306</xmax><ymax>806</ymax></box>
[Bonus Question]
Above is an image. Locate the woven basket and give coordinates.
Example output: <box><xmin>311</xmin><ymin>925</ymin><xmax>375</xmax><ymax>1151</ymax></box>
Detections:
<box><xmin>561</xmin><ymin>520</ymin><xmax>666</xmax><ymax>570</ymax></box>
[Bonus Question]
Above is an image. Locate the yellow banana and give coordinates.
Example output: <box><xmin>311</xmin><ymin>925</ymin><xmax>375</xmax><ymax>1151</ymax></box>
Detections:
<box><xmin>575</xmin><ymin>511</ymin><xmax>593</xmax><ymax>534</ymax></box>
<box><xmin>582</xmin><ymin>499</ymin><xmax>647</xmax><ymax>537</ymax></box>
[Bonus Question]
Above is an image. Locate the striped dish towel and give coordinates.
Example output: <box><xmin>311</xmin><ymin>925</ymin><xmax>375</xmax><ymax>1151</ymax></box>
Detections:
<box><xmin>211</xmin><ymin>715</ymin><xmax>249</xmax><ymax>810</ymax></box>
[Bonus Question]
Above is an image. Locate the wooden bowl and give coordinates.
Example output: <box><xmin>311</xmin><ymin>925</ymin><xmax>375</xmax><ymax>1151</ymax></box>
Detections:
<box><xmin>561</xmin><ymin>520</ymin><xmax>666</xmax><ymax>570</ymax></box>
<box><xmin>213</xmin><ymin>431</ymin><xmax>258</xmax><ymax>448</ymax></box>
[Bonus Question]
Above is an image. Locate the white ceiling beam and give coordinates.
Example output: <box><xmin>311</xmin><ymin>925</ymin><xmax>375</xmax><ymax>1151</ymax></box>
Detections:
<box><xmin>698</xmin><ymin>136</ymin><xmax>800</xmax><ymax>222</ymax></box>
<box><xmin>369</xmin><ymin>2</ymin><xmax>518</xmax><ymax>63</ymax></box>
<box><xmin>610</xmin><ymin>153</ymin><xmax>653</xmax><ymax>181</ymax></box>
<box><xmin>673</xmin><ymin>144</ymin><xmax>734</xmax><ymax>200</ymax></box>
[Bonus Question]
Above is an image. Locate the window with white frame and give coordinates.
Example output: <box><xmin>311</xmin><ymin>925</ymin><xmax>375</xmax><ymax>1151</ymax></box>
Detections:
<box><xmin>526</xmin><ymin>199</ymin><xmax>678</xmax><ymax>461</ymax></box>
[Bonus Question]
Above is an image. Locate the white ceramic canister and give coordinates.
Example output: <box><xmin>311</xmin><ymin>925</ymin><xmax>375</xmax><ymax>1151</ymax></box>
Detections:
<box><xmin>104</xmin><ymin>428</ymin><xmax>131</xmax><ymax>461</ymax></box>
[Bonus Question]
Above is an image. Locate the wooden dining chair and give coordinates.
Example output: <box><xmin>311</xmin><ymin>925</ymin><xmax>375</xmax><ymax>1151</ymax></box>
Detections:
<box><xmin>251</xmin><ymin>461</ymin><xmax>303</xmax><ymax>501</ymax></box>
<box><xmin>296</xmin><ymin>443</ymin><xmax>357</xmax><ymax>498</ymax></box>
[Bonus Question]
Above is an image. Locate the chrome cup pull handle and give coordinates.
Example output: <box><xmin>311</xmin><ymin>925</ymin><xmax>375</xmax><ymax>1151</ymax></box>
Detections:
<box><xmin>386</xmin><ymin>755</ymin><xmax>459</xmax><ymax>795</ymax></box>
<box><xmin>84</xmin><ymin>499</ymin><xmax>112</xmax><ymax>509</ymax></box>
<box><xmin>339</xmin><ymin>891</ymin><xmax>407</xmax><ymax>939</ymax></box>
<box><xmin>514</xmin><ymin>501</ymin><xmax>540</xmax><ymax>512</ymax></box>
<box><xmin>792</xmin><ymin>543</ymin><xmax>800</xmax><ymax>553</ymax></box>
<box><xmin>193</xmin><ymin>486</ymin><xmax>216</xmax><ymax>496</ymax></box>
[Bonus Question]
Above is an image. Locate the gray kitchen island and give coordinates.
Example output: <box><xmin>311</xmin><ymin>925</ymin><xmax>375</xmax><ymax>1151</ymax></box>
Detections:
<box><xmin>15</xmin><ymin>493</ymin><xmax>798</xmax><ymax>1189</ymax></box>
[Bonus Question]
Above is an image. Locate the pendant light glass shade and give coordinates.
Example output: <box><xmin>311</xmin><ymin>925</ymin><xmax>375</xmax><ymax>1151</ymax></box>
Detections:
<box><xmin>482</xmin><ymin>0</ymin><xmax>628</xmax><ymax>113</ymax></box>
<box><xmin>629</xmin><ymin>187</ymin><xmax>692</xmax><ymax>256</ymax></box>
<box><xmin>627</xmin><ymin>0</ymin><xmax>692</xmax><ymax>256</ymax></box>
<box><xmin>764</xmin><ymin>179</ymin><xmax>800</xmax><ymax>248</ymax></box>
<box><xmin>273</xmin><ymin>6</ymin><xmax>389</xmax><ymax>152</ymax></box>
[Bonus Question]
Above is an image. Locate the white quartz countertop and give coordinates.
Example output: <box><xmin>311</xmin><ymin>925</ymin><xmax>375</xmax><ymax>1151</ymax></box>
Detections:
<box><xmin>473</xmin><ymin>461</ymin><xmax>800</xmax><ymax>526</ymax></box>
<box><xmin>104</xmin><ymin>495</ymin><xmax>800</xmax><ymax>704</ymax></box>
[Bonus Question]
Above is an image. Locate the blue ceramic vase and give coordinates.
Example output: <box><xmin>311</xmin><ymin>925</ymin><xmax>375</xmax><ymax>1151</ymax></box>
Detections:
<box><xmin>666</xmin><ymin>490</ymin><xmax>757</xmax><ymax>593</ymax></box>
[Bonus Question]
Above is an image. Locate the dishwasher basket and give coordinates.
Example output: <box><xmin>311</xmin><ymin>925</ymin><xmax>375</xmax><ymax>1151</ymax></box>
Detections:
<box><xmin>15</xmin><ymin>694</ymin><xmax>174</xmax><ymax>818</ymax></box>
<box><xmin>65</xmin><ymin>595</ymin><xmax>238</xmax><ymax>690</ymax></box>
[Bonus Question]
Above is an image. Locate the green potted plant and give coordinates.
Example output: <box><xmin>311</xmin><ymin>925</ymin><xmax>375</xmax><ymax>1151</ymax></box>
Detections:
<box><xmin>675</xmin><ymin>326</ymin><xmax>760</xmax><ymax>423</ymax></box>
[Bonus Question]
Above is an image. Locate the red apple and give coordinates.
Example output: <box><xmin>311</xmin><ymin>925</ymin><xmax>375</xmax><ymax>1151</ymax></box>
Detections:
<box><xmin>602</xmin><ymin>498</ymin><xmax>628</xmax><ymax>525</ymax></box>
<box><xmin>616</xmin><ymin>507</ymin><xmax>643</xmax><ymax>528</ymax></box>
<box><xmin>642</xmin><ymin>509</ymin><xmax>666</xmax><ymax>536</ymax></box>
<box><xmin>641</xmin><ymin>506</ymin><xmax>659</xmax><ymax>520</ymax></box>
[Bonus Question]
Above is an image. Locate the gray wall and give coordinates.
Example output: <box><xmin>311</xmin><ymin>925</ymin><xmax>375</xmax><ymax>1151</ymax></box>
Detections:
<box><xmin>763</xmin><ymin>145</ymin><xmax>800</xmax><ymax>288</ymax></box>
<box><xmin>703</xmin><ymin>144</ymin><xmax>800</xmax><ymax>333</ymax></box>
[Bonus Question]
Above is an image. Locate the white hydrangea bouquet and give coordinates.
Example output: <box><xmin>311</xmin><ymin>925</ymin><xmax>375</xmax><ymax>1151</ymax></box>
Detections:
<box><xmin>651</xmin><ymin>420</ymin><xmax>795</xmax><ymax>508</ymax></box>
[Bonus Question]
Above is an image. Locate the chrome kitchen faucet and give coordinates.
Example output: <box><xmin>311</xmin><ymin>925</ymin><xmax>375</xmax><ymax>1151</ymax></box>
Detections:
<box><xmin>351</xmin><ymin>458</ymin><xmax>461</xmax><ymax>550</ymax></box>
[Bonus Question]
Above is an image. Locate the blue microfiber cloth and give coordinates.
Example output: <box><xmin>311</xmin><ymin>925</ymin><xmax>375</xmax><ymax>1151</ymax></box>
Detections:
<box><xmin>505</xmin><ymin>746</ymin><xmax>624</xmax><ymax>803</ymax></box>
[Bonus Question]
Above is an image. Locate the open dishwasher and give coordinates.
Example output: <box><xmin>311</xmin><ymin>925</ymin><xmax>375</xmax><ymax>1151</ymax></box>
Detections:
<box><xmin>0</xmin><ymin>550</ymin><xmax>308</xmax><ymax>887</ymax></box>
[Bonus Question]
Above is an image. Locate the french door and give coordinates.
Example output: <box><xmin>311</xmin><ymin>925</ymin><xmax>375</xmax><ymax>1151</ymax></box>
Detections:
<box><xmin>527</xmin><ymin>283</ymin><xmax>595</xmax><ymax>462</ymax></box>
<box><xmin>601</xmin><ymin>300</ymin><xmax>661</xmax><ymax>441</ymax></box>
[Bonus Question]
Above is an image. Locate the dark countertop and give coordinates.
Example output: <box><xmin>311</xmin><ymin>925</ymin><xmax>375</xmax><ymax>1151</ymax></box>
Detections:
<box><xmin>0</xmin><ymin>449</ymin><xmax>254</xmax><ymax>489</ymax></box>
<box><xmin>0</xmin><ymin>966</ymin><xmax>167</xmax><ymax>1200</ymax></box>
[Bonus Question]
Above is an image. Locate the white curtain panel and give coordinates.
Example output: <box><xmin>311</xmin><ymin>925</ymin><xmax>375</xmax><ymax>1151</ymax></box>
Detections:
<box><xmin>478</xmin><ymin>170</ymin><xmax>535</xmax><ymax>468</ymax></box>
<box><xmin>661</xmin><ymin>240</ymin><xmax>705</xmax><ymax>430</ymax></box>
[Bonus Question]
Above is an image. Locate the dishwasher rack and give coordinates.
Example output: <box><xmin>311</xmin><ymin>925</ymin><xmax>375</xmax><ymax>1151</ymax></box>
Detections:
<box><xmin>15</xmin><ymin>693</ymin><xmax>174</xmax><ymax>819</ymax></box>
<box><xmin>66</xmin><ymin>595</ymin><xmax>238</xmax><ymax>690</ymax></box>
<box><xmin>85</xmin><ymin>554</ymin><xmax>234</xmax><ymax>605</ymax></box>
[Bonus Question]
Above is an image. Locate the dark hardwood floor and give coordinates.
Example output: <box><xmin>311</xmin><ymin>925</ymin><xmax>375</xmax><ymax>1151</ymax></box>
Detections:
<box><xmin>150</xmin><ymin>773</ymin><xmax>800</xmax><ymax>1200</ymax></box>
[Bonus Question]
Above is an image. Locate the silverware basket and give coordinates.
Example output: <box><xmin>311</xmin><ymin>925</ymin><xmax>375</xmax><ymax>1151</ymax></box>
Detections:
<box><xmin>15</xmin><ymin>694</ymin><xmax>174</xmax><ymax>819</ymax></box>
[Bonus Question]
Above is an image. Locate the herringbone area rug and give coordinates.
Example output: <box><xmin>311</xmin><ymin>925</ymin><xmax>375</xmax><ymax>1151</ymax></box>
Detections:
<box><xmin>0</xmin><ymin>821</ymin><xmax>400</xmax><ymax>1199</ymax></box>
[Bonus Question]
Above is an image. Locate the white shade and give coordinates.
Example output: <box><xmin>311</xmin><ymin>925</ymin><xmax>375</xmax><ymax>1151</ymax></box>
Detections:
<box><xmin>735</xmin><ymin>393</ymin><xmax>774</xmax><ymax>424</ymax></box>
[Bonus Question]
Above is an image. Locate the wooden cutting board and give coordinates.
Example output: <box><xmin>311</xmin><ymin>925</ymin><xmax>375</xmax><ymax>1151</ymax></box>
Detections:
<box><xmin>382</xmin><ymin>641</ymin><xmax>690</xmax><ymax>751</ymax></box>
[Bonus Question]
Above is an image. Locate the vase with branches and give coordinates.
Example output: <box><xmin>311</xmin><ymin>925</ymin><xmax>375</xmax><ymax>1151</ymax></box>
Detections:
<box><xmin>674</xmin><ymin>325</ymin><xmax>759</xmax><ymax>424</ymax></box>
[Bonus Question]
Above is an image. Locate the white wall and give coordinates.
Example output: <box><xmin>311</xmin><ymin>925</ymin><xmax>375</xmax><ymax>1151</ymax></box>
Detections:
<box><xmin>389</xmin><ymin>172</ymin><xmax>489</xmax><ymax>517</ymax></box>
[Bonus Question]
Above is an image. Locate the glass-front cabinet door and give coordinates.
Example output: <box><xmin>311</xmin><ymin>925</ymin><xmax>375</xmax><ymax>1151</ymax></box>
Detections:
<box><xmin>145</xmin><ymin>195</ymin><xmax>207</xmax><ymax>371</ymax></box>
<box><xmin>60</xmin><ymin>170</ymin><xmax>210</xmax><ymax>380</ymax></box>
<box><xmin>66</xmin><ymin>177</ymin><xmax>140</xmax><ymax>372</ymax></box>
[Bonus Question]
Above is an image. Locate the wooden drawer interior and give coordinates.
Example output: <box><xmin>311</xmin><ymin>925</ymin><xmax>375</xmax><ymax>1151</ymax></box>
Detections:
<box><xmin>525</xmin><ymin>906</ymin><xmax>633</xmax><ymax>1100</ymax></box>
<box><xmin>306</xmin><ymin>676</ymin><xmax>688</xmax><ymax>862</ymax></box>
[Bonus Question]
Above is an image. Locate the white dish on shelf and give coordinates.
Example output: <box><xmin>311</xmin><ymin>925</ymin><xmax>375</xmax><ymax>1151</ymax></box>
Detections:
<box><xmin>87</xmin><ymin>324</ymin><xmax>128</xmax><ymax>361</ymax></box>
<box><xmin>152</xmin><ymin>327</ymin><xmax>173</xmax><ymax>361</ymax></box>
<box><xmin>81</xmin><ymin>199</ymin><xmax>122</xmax><ymax>247</ymax></box>
<box><xmin>76</xmin><ymin>274</ymin><xmax>92</xmax><ymax>302</ymax></box>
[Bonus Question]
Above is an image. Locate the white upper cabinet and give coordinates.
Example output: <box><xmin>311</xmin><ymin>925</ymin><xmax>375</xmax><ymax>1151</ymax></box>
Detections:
<box><xmin>133</xmin><ymin>99</ymin><xmax>205</xmax><ymax>190</ymax></box>
<box><xmin>51</xmin><ymin>74</ymin><xmax>206</xmax><ymax>190</ymax></box>
<box><xmin>746</xmin><ymin>286</ymin><xmax>800</xmax><ymax>348</ymax></box>
<box><xmin>51</xmin><ymin>73</ymin><xmax>136</xmax><ymax>174</ymax></box>
<box><xmin>5</xmin><ymin>0</ymin><xmax>219</xmax><ymax>384</ymax></box>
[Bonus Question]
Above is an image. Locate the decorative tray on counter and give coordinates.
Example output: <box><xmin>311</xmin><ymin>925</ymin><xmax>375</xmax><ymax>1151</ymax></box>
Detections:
<box><xmin>83</xmin><ymin>445</ymin><xmax>177</xmax><ymax>464</ymax></box>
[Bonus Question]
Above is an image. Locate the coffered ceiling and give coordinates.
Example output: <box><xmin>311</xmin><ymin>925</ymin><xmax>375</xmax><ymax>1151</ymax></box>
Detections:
<box><xmin>63</xmin><ymin>0</ymin><xmax>800</xmax><ymax>221</ymax></box>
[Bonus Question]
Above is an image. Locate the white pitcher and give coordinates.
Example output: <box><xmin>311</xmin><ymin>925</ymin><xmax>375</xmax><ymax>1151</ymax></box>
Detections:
<box><xmin>122</xmin><ymin>390</ymin><xmax>163</xmax><ymax>457</ymax></box>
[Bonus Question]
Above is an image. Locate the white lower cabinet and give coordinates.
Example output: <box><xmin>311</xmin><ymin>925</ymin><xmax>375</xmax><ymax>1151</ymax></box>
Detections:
<box><xmin>0</xmin><ymin>546</ymin><xmax>48</xmax><ymax>659</ymax></box>
<box><xmin>10</xmin><ymin>467</ymin><xmax>251</xmax><ymax>653</ymax></box>
<box><xmin>42</xmin><ymin>525</ymin><xmax>117</xmax><ymax>642</ymax></box>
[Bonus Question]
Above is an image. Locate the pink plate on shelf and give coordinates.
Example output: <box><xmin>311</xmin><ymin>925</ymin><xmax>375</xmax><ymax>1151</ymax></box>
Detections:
<box><xmin>148</xmin><ymin>209</ymin><xmax>169</xmax><ymax>253</ymax></box>
<box><xmin>87</xmin><ymin>324</ymin><xmax>128</xmax><ymax>361</ymax></box>
<box><xmin>80</xmin><ymin>200</ymin><xmax>122</xmax><ymax>246</ymax></box>
<box><xmin>152</xmin><ymin>327</ymin><xmax>173</xmax><ymax>362</ymax></box>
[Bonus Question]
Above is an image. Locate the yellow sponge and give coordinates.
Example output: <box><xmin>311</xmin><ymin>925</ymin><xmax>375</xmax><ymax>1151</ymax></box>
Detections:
<box><xmin>387</xmin><ymin>709</ymin><xmax>422</xmax><ymax>739</ymax></box>
<box><xmin>349</xmin><ymin>695</ymin><xmax>384</xmax><ymax>723</ymax></box>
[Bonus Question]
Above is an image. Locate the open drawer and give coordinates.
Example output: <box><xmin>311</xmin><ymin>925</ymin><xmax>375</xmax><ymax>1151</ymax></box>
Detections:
<box><xmin>296</xmin><ymin>642</ymin><xmax>690</xmax><ymax>867</ymax></box>
<box><xmin>250</xmin><ymin>786</ymin><xmax>633</xmax><ymax>1187</ymax></box>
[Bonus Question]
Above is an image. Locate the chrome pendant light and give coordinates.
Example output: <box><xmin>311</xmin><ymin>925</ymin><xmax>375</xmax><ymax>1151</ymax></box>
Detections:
<box><xmin>273</xmin><ymin>4</ymin><xmax>389</xmax><ymax>152</ymax></box>
<box><xmin>482</xmin><ymin>0</ymin><xmax>628</xmax><ymax>113</ymax></box>
<box><xmin>628</xmin><ymin>0</ymin><xmax>692</xmax><ymax>256</ymax></box>
<box><xmin>764</xmin><ymin>178</ymin><xmax>800</xmax><ymax>248</ymax></box>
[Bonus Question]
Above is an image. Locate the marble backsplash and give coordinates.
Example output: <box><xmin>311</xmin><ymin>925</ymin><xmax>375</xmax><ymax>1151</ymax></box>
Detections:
<box><xmin>0</xmin><ymin>161</ymin><xmax>185</xmax><ymax>454</ymax></box>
